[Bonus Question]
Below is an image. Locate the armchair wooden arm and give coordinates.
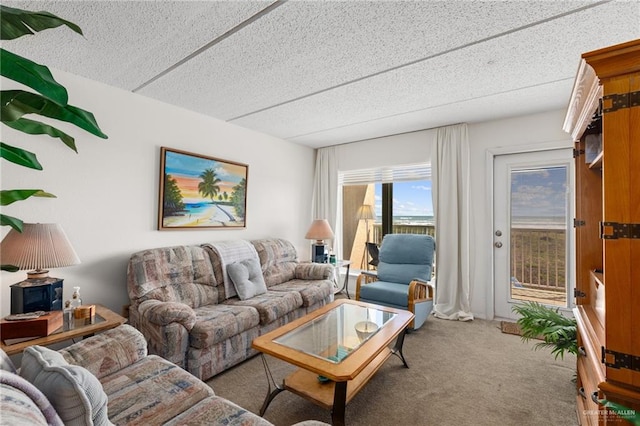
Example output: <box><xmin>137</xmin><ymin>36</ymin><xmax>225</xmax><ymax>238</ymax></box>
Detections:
<box><xmin>355</xmin><ymin>271</ymin><xmax>378</xmax><ymax>300</ymax></box>
<box><xmin>407</xmin><ymin>279</ymin><xmax>435</xmax><ymax>314</ymax></box>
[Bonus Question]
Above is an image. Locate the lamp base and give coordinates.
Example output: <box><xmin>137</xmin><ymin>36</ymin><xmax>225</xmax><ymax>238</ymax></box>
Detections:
<box><xmin>26</xmin><ymin>269</ymin><xmax>50</xmax><ymax>279</ymax></box>
<box><xmin>311</xmin><ymin>243</ymin><xmax>328</xmax><ymax>263</ymax></box>
<box><xmin>10</xmin><ymin>277</ymin><xmax>64</xmax><ymax>314</ymax></box>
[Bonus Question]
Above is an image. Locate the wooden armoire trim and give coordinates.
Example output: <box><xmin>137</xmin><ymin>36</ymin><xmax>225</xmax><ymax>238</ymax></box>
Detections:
<box><xmin>582</xmin><ymin>39</ymin><xmax>640</xmax><ymax>80</ymax></box>
<box><xmin>568</xmin><ymin>38</ymin><xmax>640</xmax><ymax>425</ymax></box>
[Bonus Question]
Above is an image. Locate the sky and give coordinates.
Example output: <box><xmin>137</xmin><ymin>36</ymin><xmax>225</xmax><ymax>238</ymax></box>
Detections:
<box><xmin>375</xmin><ymin>180</ymin><xmax>433</xmax><ymax>217</ymax></box>
<box><xmin>510</xmin><ymin>166</ymin><xmax>567</xmax><ymax>218</ymax></box>
<box><xmin>164</xmin><ymin>150</ymin><xmax>247</xmax><ymax>204</ymax></box>
<box><xmin>371</xmin><ymin>166</ymin><xmax>567</xmax><ymax>220</ymax></box>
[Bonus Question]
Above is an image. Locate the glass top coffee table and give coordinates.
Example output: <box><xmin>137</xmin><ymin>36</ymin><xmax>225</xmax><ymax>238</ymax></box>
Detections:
<box><xmin>252</xmin><ymin>299</ymin><xmax>414</xmax><ymax>426</ymax></box>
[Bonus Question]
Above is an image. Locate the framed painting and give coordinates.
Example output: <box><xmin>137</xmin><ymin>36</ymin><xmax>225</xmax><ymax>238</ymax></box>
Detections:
<box><xmin>158</xmin><ymin>147</ymin><xmax>248</xmax><ymax>230</ymax></box>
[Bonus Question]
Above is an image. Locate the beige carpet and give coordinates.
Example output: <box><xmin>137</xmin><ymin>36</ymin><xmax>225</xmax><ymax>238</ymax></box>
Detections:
<box><xmin>208</xmin><ymin>316</ymin><xmax>577</xmax><ymax>426</ymax></box>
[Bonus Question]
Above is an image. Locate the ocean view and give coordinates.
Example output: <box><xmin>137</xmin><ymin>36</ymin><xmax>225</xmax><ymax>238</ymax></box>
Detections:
<box><xmin>380</xmin><ymin>215</ymin><xmax>566</xmax><ymax>229</ymax></box>
<box><xmin>392</xmin><ymin>215</ymin><xmax>434</xmax><ymax>225</ymax></box>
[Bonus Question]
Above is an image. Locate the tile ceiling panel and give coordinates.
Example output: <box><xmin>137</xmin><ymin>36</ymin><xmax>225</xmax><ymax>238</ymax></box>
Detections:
<box><xmin>288</xmin><ymin>80</ymin><xmax>575</xmax><ymax>148</ymax></box>
<box><xmin>137</xmin><ymin>0</ymin><xmax>597</xmax><ymax>120</ymax></box>
<box><xmin>2</xmin><ymin>0</ymin><xmax>271</xmax><ymax>89</ymax></box>
<box><xmin>231</xmin><ymin>1</ymin><xmax>640</xmax><ymax>144</ymax></box>
<box><xmin>2</xmin><ymin>0</ymin><xmax>639</xmax><ymax>147</ymax></box>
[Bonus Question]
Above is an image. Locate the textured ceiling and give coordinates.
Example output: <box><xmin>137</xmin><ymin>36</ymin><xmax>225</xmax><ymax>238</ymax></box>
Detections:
<box><xmin>3</xmin><ymin>1</ymin><xmax>640</xmax><ymax>148</ymax></box>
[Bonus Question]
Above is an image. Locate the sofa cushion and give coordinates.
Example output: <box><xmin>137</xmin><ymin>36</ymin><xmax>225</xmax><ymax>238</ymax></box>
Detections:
<box><xmin>358</xmin><ymin>281</ymin><xmax>410</xmax><ymax>308</ymax></box>
<box><xmin>202</xmin><ymin>240</ymin><xmax>260</xmax><ymax>300</ymax></box>
<box><xmin>0</xmin><ymin>370</ymin><xmax>64</xmax><ymax>426</ymax></box>
<box><xmin>60</xmin><ymin>325</ymin><xmax>147</xmax><ymax>380</ymax></box>
<box><xmin>190</xmin><ymin>304</ymin><xmax>260</xmax><ymax>348</ymax></box>
<box><xmin>20</xmin><ymin>345</ymin><xmax>110</xmax><ymax>426</ymax></box>
<box><xmin>0</xmin><ymin>348</ymin><xmax>16</xmax><ymax>373</ymax></box>
<box><xmin>269</xmin><ymin>279</ymin><xmax>333</xmax><ymax>308</ymax></box>
<box><xmin>251</xmin><ymin>239</ymin><xmax>298</xmax><ymax>286</ymax></box>
<box><xmin>224</xmin><ymin>290</ymin><xmax>303</xmax><ymax>325</ymax></box>
<box><xmin>163</xmin><ymin>395</ymin><xmax>272</xmax><ymax>426</ymax></box>
<box><xmin>138</xmin><ymin>299</ymin><xmax>197</xmax><ymax>330</ymax></box>
<box><xmin>100</xmin><ymin>354</ymin><xmax>214</xmax><ymax>425</ymax></box>
<box><xmin>228</xmin><ymin>258</ymin><xmax>268</xmax><ymax>300</ymax></box>
<box><xmin>127</xmin><ymin>245</ymin><xmax>219</xmax><ymax>308</ymax></box>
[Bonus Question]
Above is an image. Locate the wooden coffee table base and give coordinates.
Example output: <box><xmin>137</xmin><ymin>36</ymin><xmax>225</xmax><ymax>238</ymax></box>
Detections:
<box><xmin>259</xmin><ymin>329</ymin><xmax>408</xmax><ymax>426</ymax></box>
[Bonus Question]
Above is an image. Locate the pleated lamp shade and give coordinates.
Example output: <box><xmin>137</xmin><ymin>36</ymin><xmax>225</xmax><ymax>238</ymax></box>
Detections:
<box><xmin>1</xmin><ymin>223</ymin><xmax>80</xmax><ymax>278</ymax></box>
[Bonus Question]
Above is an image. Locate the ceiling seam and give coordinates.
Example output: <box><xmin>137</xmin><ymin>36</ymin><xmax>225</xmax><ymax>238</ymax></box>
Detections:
<box><xmin>283</xmin><ymin>76</ymin><xmax>575</xmax><ymax>141</ymax></box>
<box><xmin>227</xmin><ymin>0</ymin><xmax>612</xmax><ymax>123</ymax></box>
<box><xmin>132</xmin><ymin>0</ymin><xmax>287</xmax><ymax>93</ymax></box>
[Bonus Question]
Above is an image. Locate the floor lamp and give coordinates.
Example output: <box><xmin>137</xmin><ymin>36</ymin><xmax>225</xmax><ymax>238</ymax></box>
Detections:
<box><xmin>356</xmin><ymin>204</ymin><xmax>376</xmax><ymax>269</ymax></box>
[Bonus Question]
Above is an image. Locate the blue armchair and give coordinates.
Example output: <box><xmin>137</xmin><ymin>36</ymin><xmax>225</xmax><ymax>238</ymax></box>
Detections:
<box><xmin>355</xmin><ymin>234</ymin><xmax>435</xmax><ymax>330</ymax></box>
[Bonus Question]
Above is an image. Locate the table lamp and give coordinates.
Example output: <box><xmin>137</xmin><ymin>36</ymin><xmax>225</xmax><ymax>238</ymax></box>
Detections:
<box><xmin>0</xmin><ymin>223</ymin><xmax>80</xmax><ymax>314</ymax></box>
<box><xmin>305</xmin><ymin>219</ymin><xmax>334</xmax><ymax>263</ymax></box>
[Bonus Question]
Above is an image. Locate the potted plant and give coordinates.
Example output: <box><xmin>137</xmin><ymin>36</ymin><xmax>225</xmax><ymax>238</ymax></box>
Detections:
<box><xmin>1</xmin><ymin>5</ymin><xmax>107</xmax><ymax>270</ymax></box>
<box><xmin>511</xmin><ymin>301</ymin><xmax>577</xmax><ymax>360</ymax></box>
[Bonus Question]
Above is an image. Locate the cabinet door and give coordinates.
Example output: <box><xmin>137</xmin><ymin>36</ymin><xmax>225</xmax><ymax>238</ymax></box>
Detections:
<box><xmin>601</xmin><ymin>72</ymin><xmax>640</xmax><ymax>388</ymax></box>
<box><xmin>574</xmin><ymin>136</ymin><xmax>603</xmax><ymax>308</ymax></box>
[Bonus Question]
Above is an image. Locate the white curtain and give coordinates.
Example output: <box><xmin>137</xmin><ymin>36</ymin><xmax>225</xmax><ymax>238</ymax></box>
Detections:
<box><xmin>431</xmin><ymin>124</ymin><xmax>474</xmax><ymax>321</ymax></box>
<box><xmin>311</xmin><ymin>146</ymin><xmax>339</xmax><ymax>254</ymax></box>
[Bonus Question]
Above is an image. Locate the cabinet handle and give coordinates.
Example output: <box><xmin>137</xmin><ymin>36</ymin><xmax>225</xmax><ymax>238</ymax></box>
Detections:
<box><xmin>578</xmin><ymin>346</ymin><xmax>587</xmax><ymax>357</ymax></box>
<box><xmin>578</xmin><ymin>387</ymin><xmax>586</xmax><ymax>399</ymax></box>
<box><xmin>591</xmin><ymin>391</ymin><xmax>599</xmax><ymax>404</ymax></box>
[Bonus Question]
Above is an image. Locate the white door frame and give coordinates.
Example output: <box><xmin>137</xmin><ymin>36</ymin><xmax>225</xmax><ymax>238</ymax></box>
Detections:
<box><xmin>485</xmin><ymin>140</ymin><xmax>575</xmax><ymax>320</ymax></box>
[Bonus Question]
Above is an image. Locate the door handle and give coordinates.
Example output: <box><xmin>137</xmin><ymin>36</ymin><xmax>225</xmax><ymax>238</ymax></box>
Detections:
<box><xmin>494</xmin><ymin>242</ymin><xmax>503</xmax><ymax>248</ymax></box>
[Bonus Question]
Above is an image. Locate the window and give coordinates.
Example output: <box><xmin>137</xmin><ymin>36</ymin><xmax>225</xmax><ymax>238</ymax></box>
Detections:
<box><xmin>339</xmin><ymin>164</ymin><xmax>432</xmax><ymax>269</ymax></box>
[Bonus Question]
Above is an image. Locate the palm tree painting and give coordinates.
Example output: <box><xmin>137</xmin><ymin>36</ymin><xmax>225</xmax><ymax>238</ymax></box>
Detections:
<box><xmin>198</xmin><ymin>169</ymin><xmax>221</xmax><ymax>201</ymax></box>
<box><xmin>158</xmin><ymin>147</ymin><xmax>248</xmax><ymax>229</ymax></box>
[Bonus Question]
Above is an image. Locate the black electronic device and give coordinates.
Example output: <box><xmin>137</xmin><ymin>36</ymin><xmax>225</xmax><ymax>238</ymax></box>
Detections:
<box><xmin>10</xmin><ymin>278</ymin><xmax>64</xmax><ymax>314</ymax></box>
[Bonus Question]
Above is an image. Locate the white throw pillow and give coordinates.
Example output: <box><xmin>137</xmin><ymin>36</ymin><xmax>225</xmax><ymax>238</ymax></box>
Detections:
<box><xmin>227</xmin><ymin>258</ymin><xmax>268</xmax><ymax>300</ymax></box>
<box><xmin>20</xmin><ymin>345</ymin><xmax>111</xmax><ymax>426</ymax></box>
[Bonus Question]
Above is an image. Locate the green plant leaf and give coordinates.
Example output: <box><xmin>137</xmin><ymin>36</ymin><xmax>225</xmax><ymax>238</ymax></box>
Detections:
<box><xmin>0</xmin><ymin>142</ymin><xmax>43</xmax><ymax>169</ymax></box>
<box><xmin>598</xmin><ymin>399</ymin><xmax>640</xmax><ymax>425</ymax></box>
<box><xmin>3</xmin><ymin>117</ymin><xmax>77</xmax><ymax>152</ymax></box>
<box><xmin>1</xmin><ymin>264</ymin><xmax>20</xmax><ymax>272</ymax></box>
<box><xmin>1</xmin><ymin>90</ymin><xmax>108</xmax><ymax>139</ymax></box>
<box><xmin>1</xmin><ymin>49</ymin><xmax>68</xmax><ymax>105</ymax></box>
<box><xmin>512</xmin><ymin>301</ymin><xmax>577</xmax><ymax>360</ymax></box>
<box><xmin>0</xmin><ymin>5</ymin><xmax>83</xmax><ymax>40</ymax></box>
<box><xmin>0</xmin><ymin>213</ymin><xmax>24</xmax><ymax>232</ymax></box>
<box><xmin>0</xmin><ymin>189</ymin><xmax>56</xmax><ymax>206</ymax></box>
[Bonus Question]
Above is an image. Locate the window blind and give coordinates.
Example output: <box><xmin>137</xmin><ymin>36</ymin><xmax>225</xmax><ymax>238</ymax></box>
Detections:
<box><xmin>338</xmin><ymin>163</ymin><xmax>431</xmax><ymax>186</ymax></box>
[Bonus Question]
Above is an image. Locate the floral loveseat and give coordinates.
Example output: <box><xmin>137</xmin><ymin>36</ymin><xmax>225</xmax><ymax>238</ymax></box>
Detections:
<box><xmin>127</xmin><ymin>238</ymin><xmax>334</xmax><ymax>381</ymax></box>
<box><xmin>0</xmin><ymin>324</ymin><xmax>327</xmax><ymax>425</ymax></box>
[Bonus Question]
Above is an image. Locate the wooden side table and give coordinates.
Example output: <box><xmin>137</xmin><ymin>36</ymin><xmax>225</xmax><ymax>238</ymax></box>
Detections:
<box><xmin>0</xmin><ymin>304</ymin><xmax>127</xmax><ymax>356</ymax></box>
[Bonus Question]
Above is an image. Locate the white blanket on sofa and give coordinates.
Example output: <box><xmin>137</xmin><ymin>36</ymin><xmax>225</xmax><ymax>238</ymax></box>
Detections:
<box><xmin>206</xmin><ymin>240</ymin><xmax>259</xmax><ymax>298</ymax></box>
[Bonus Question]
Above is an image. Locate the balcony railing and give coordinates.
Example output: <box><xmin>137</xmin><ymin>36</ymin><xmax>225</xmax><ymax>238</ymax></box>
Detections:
<box><xmin>510</xmin><ymin>226</ymin><xmax>566</xmax><ymax>292</ymax></box>
<box><xmin>371</xmin><ymin>224</ymin><xmax>435</xmax><ymax>245</ymax></box>
<box><xmin>367</xmin><ymin>223</ymin><xmax>565</xmax><ymax>295</ymax></box>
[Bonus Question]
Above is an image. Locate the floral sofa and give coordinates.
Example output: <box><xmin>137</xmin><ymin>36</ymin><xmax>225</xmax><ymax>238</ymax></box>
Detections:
<box><xmin>127</xmin><ymin>238</ymin><xmax>334</xmax><ymax>381</ymax></box>
<box><xmin>0</xmin><ymin>324</ymin><xmax>327</xmax><ymax>426</ymax></box>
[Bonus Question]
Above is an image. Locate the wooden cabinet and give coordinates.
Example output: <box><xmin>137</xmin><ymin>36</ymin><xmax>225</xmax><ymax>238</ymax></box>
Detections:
<box><xmin>564</xmin><ymin>39</ymin><xmax>640</xmax><ymax>425</ymax></box>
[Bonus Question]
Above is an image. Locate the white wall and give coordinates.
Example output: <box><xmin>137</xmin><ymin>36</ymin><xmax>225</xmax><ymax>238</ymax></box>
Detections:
<box><xmin>0</xmin><ymin>66</ymin><xmax>574</xmax><ymax>320</ymax></box>
<box><xmin>1</xmin><ymin>70</ymin><xmax>316</xmax><ymax>317</ymax></box>
<box><xmin>332</xmin><ymin>109</ymin><xmax>572</xmax><ymax>319</ymax></box>
<box><xmin>468</xmin><ymin>110</ymin><xmax>573</xmax><ymax>319</ymax></box>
